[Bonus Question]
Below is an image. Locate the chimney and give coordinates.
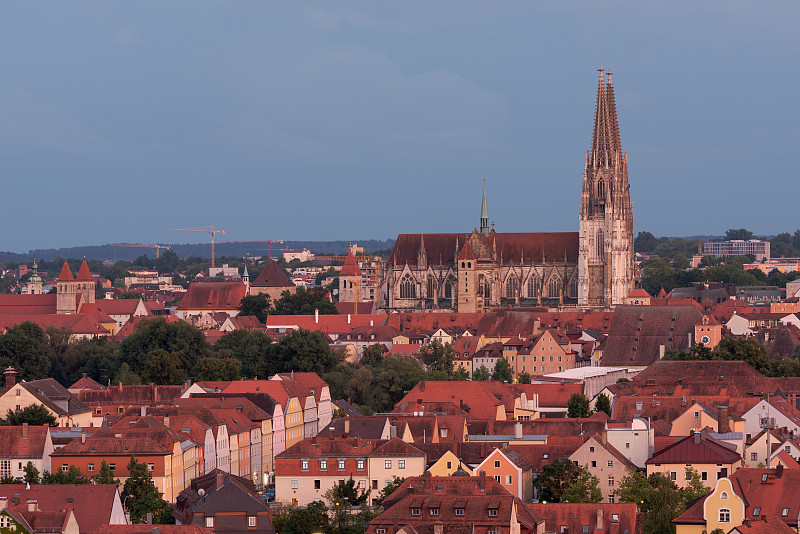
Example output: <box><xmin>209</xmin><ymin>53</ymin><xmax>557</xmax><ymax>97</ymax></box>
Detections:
<box><xmin>479</xmin><ymin>470</ymin><xmax>486</xmax><ymax>491</ymax></box>
<box><xmin>163</xmin><ymin>416</ymin><xmax>170</xmax><ymax>428</ymax></box>
<box><xmin>119</xmin><ymin>381</ymin><xmax>123</xmax><ymax>391</ymax></box>
<box><xmin>152</xmin><ymin>528</ymin><xmax>159</xmax><ymax>534</ymax></box>
<box><xmin>777</xmin><ymin>463</ymin><xmax>784</xmax><ymax>479</ymax></box>
<box><xmin>82</xmin><ymin>372</ymin><xmax>87</xmax><ymax>379</ymax></box>
<box><xmin>717</xmin><ymin>406</ymin><xmax>730</xmax><ymax>434</ymax></box>
<box><xmin>693</xmin><ymin>432</ymin><xmax>701</xmax><ymax>444</ymax></box>
<box><xmin>216</xmin><ymin>470</ymin><xmax>225</xmax><ymax>490</ymax></box>
<box><xmin>22</xmin><ymin>423</ymin><xmax>28</xmax><ymax>439</ymax></box>
<box><xmin>688</xmin><ymin>332</ymin><xmax>692</xmax><ymax>346</ymax></box>
<box><xmin>347</xmin><ymin>314</ymin><xmax>351</xmax><ymax>325</ymax></box>
<box><xmin>146</xmin><ymin>513</ymin><xmax>152</xmax><ymax>525</ymax></box>
<box><xmin>433</xmin><ymin>522</ymin><xmax>443</xmax><ymax>534</ymax></box>
<box><xmin>344</xmin><ymin>419</ymin><xmax>350</xmax><ymax>435</ymax></box>
<box><xmin>3</xmin><ymin>367</ymin><xmax>17</xmax><ymax>391</ymax></box>
<box><xmin>596</xmin><ymin>507</ymin><xmax>604</xmax><ymax>530</ymax></box>
<box><xmin>370</xmin><ymin>320</ymin><xmax>374</xmax><ymax>327</ymax></box>
<box><xmin>315</xmin><ymin>309</ymin><xmax>319</xmax><ymax>324</ymax></box>
<box><xmin>81</xmin><ymin>432</ymin><xmax>86</xmax><ymax>444</ymax></box>
<box><xmin>26</xmin><ymin>500</ymin><xmax>37</xmax><ymax>512</ymax></box>
<box><xmin>329</xmin><ymin>426</ymin><xmax>335</xmax><ymax>440</ymax></box>
<box><xmin>659</xmin><ymin>345</ymin><xmax>665</xmax><ymax>359</ymax></box>
<box><xmin>514</xmin><ymin>422</ymin><xmax>522</xmax><ymax>440</ymax></box>
<box><xmin>140</xmin><ymin>406</ymin><xmax>147</xmax><ymax>417</ymax></box>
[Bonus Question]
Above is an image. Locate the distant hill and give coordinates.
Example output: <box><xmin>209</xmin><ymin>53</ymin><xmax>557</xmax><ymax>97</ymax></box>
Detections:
<box><xmin>0</xmin><ymin>239</ymin><xmax>396</xmax><ymax>263</ymax></box>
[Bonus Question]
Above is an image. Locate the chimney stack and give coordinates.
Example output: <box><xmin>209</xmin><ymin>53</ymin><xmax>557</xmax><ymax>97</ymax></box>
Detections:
<box><xmin>347</xmin><ymin>314</ymin><xmax>351</xmax><ymax>325</ymax></box>
<box><xmin>140</xmin><ymin>406</ymin><xmax>147</xmax><ymax>417</ymax></box>
<box><xmin>659</xmin><ymin>345</ymin><xmax>665</xmax><ymax>359</ymax></box>
<box><xmin>693</xmin><ymin>431</ymin><xmax>701</xmax><ymax>444</ymax></box>
<box><xmin>344</xmin><ymin>419</ymin><xmax>350</xmax><ymax>435</ymax></box>
<box><xmin>514</xmin><ymin>422</ymin><xmax>522</xmax><ymax>440</ymax></box>
<box><xmin>163</xmin><ymin>416</ymin><xmax>170</xmax><ymax>428</ymax></box>
<box><xmin>596</xmin><ymin>507</ymin><xmax>604</xmax><ymax>530</ymax></box>
<box><xmin>479</xmin><ymin>470</ymin><xmax>486</xmax><ymax>492</ymax></box>
<box><xmin>22</xmin><ymin>423</ymin><xmax>28</xmax><ymax>439</ymax></box>
<box><xmin>777</xmin><ymin>463</ymin><xmax>784</xmax><ymax>479</ymax></box>
<box><xmin>3</xmin><ymin>367</ymin><xmax>17</xmax><ymax>392</ymax></box>
<box><xmin>216</xmin><ymin>470</ymin><xmax>225</xmax><ymax>490</ymax></box>
<box><xmin>315</xmin><ymin>309</ymin><xmax>319</xmax><ymax>324</ymax></box>
<box><xmin>26</xmin><ymin>500</ymin><xmax>37</xmax><ymax>512</ymax></box>
<box><xmin>81</xmin><ymin>432</ymin><xmax>86</xmax><ymax>444</ymax></box>
<box><xmin>0</xmin><ymin>497</ymin><xmax>7</xmax><ymax>511</ymax></box>
<box><xmin>717</xmin><ymin>405</ymin><xmax>730</xmax><ymax>434</ymax></box>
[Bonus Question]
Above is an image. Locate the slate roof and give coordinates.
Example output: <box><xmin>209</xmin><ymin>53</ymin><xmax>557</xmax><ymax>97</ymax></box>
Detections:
<box><xmin>251</xmin><ymin>261</ymin><xmax>294</xmax><ymax>288</ymax></box>
<box><xmin>19</xmin><ymin>379</ymin><xmax>92</xmax><ymax>417</ymax></box>
<box><xmin>601</xmin><ymin>305</ymin><xmax>703</xmax><ymax>366</ymax></box>
<box><xmin>326</xmin><ymin>416</ymin><xmax>389</xmax><ymax>439</ymax></box>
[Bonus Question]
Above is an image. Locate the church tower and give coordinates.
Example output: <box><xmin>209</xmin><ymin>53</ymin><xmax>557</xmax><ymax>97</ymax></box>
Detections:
<box><xmin>578</xmin><ymin>67</ymin><xmax>634</xmax><ymax>309</ymax></box>
<box><xmin>27</xmin><ymin>257</ymin><xmax>42</xmax><ymax>295</ymax></box>
<box><xmin>75</xmin><ymin>259</ymin><xmax>96</xmax><ymax>305</ymax></box>
<box><xmin>480</xmin><ymin>181</ymin><xmax>490</xmax><ymax>236</ymax></box>
<box><xmin>56</xmin><ymin>262</ymin><xmax>77</xmax><ymax>314</ymax></box>
<box><xmin>339</xmin><ymin>251</ymin><xmax>363</xmax><ymax>304</ymax></box>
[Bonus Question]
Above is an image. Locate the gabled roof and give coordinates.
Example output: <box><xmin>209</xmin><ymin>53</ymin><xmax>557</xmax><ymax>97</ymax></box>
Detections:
<box><xmin>0</xmin><ymin>425</ymin><xmax>50</xmax><ymax>458</ymax></box>
<box><xmin>19</xmin><ymin>379</ymin><xmax>92</xmax><ymax>416</ymax></box>
<box><xmin>68</xmin><ymin>375</ymin><xmax>106</xmax><ymax>392</ymax></box>
<box><xmin>251</xmin><ymin>261</ymin><xmax>294</xmax><ymax>288</ymax></box>
<box><xmin>0</xmin><ymin>295</ymin><xmax>59</xmax><ymax>315</ymax></box>
<box><xmin>526</xmin><ymin>502</ymin><xmax>638</xmax><ymax>534</ymax></box>
<box><xmin>176</xmin><ymin>282</ymin><xmax>247</xmax><ymax>311</ymax></box>
<box><xmin>647</xmin><ymin>432</ymin><xmax>741</xmax><ymax>465</ymax></box>
<box><xmin>0</xmin><ymin>314</ymin><xmax>111</xmax><ymax>336</ymax></box>
<box><xmin>5</xmin><ymin>506</ymin><xmax>72</xmax><ymax>534</ymax></box>
<box><xmin>627</xmin><ymin>287</ymin><xmax>652</xmax><ymax>298</ymax></box>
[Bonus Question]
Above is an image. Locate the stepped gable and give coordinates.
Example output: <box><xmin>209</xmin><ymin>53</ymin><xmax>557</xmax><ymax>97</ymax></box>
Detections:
<box><xmin>601</xmin><ymin>305</ymin><xmax>703</xmax><ymax>366</ymax></box>
<box><xmin>251</xmin><ymin>260</ymin><xmax>294</xmax><ymax>288</ymax></box>
<box><xmin>75</xmin><ymin>260</ymin><xmax>94</xmax><ymax>282</ymax></box>
<box><xmin>338</xmin><ymin>252</ymin><xmax>362</xmax><ymax>277</ymax></box>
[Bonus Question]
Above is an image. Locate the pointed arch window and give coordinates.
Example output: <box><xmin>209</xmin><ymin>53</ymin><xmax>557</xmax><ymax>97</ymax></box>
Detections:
<box><xmin>506</xmin><ymin>276</ymin><xmax>518</xmax><ymax>299</ymax></box>
<box><xmin>400</xmin><ymin>275</ymin><xmax>416</xmax><ymax>299</ymax></box>
<box><xmin>527</xmin><ymin>277</ymin><xmax>538</xmax><ymax>298</ymax></box>
<box><xmin>596</xmin><ymin>229</ymin><xmax>605</xmax><ymax>259</ymax></box>
<box><xmin>597</xmin><ymin>179</ymin><xmax>605</xmax><ymax>199</ymax></box>
<box><xmin>548</xmin><ymin>278</ymin><xmax>561</xmax><ymax>299</ymax></box>
<box><xmin>569</xmin><ymin>277</ymin><xmax>578</xmax><ymax>298</ymax></box>
<box><xmin>427</xmin><ymin>275</ymin><xmax>436</xmax><ymax>299</ymax></box>
<box><xmin>444</xmin><ymin>277</ymin><xmax>456</xmax><ymax>300</ymax></box>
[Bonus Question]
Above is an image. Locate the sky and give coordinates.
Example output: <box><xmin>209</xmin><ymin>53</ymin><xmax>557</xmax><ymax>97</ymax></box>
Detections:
<box><xmin>1</xmin><ymin>2</ymin><xmax>798</xmax><ymax>252</ymax></box>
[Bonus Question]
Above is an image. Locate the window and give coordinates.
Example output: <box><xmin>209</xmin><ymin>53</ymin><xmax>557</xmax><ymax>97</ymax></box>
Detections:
<box><xmin>494</xmin><ymin>475</ymin><xmax>501</xmax><ymax>483</ymax></box>
<box><xmin>489</xmin><ymin>509</ymin><xmax>498</xmax><ymax>517</ymax></box>
<box><xmin>589</xmin><ymin>446</ymin><xmax>595</xmax><ymax>453</ymax></box>
<box><xmin>753</xmin><ymin>507</ymin><xmax>761</xmax><ymax>516</ymax></box>
<box><xmin>506</xmin><ymin>475</ymin><xmax>513</xmax><ymax>484</ymax></box>
<box><xmin>248</xmin><ymin>516</ymin><xmax>256</xmax><ymax>527</ymax></box>
<box><xmin>147</xmin><ymin>463</ymin><xmax>154</xmax><ymax>472</ymax></box>
<box><xmin>427</xmin><ymin>276</ymin><xmax>436</xmax><ymax>299</ymax></box>
<box><xmin>607</xmin><ymin>461</ymin><xmax>613</xmax><ymax>467</ymax></box>
<box><xmin>377</xmin><ymin>529</ymin><xmax>386</xmax><ymax>534</ymax></box>
<box><xmin>506</xmin><ymin>276</ymin><xmax>518</xmax><ymax>299</ymax></box>
<box><xmin>608</xmin><ymin>494</ymin><xmax>615</xmax><ymax>503</ymax></box>
<box><xmin>205</xmin><ymin>517</ymin><xmax>214</xmax><ymax>528</ymax></box>
<box><xmin>611</xmin><ymin>514</ymin><xmax>619</xmax><ymax>524</ymax></box>
<box><xmin>338</xmin><ymin>460</ymin><xmax>345</xmax><ymax>470</ymax></box>
<box><xmin>430</xmin><ymin>508</ymin><xmax>439</xmax><ymax>517</ymax></box>
<box><xmin>455</xmin><ymin>508</ymin><xmax>464</xmax><ymax>516</ymax></box>
<box><xmin>110</xmin><ymin>463</ymin><xmax>115</xmax><ymax>472</ymax></box>
<box><xmin>670</xmin><ymin>472</ymin><xmax>677</xmax><ymax>481</ymax></box>
<box><xmin>721</xmin><ymin>492</ymin><xmax>728</xmax><ymax>500</ymax></box>
<box><xmin>625</xmin><ymin>442</ymin><xmax>630</xmax><ymax>449</ymax></box>
<box><xmin>694</xmin><ymin>411</ymin><xmax>699</xmax><ymax>418</ymax></box>
<box><xmin>357</xmin><ymin>459</ymin><xmax>365</xmax><ymax>470</ymax></box>
<box><xmin>372</xmin><ymin>480</ymin><xmax>378</xmax><ymax>490</ymax></box>
<box><xmin>385</xmin><ymin>460</ymin><xmax>392</xmax><ymax>469</ymax></box>
<box><xmin>446</xmin><ymin>461</ymin><xmax>452</xmax><ymax>469</ymax></box>
<box><xmin>782</xmin><ymin>508</ymin><xmax>790</xmax><ymax>517</ymax></box>
<box><xmin>411</xmin><ymin>508</ymin><xmax>421</xmax><ymax>516</ymax></box>
<box><xmin>301</xmin><ymin>460</ymin><xmax>309</xmax><ymax>471</ymax></box>
<box><xmin>786</xmin><ymin>446</ymin><xmax>792</xmax><ymax>453</ymax></box>
<box><xmin>596</xmin><ymin>228</ymin><xmax>604</xmax><ymax>259</ymax></box>
<box><xmin>751</xmin><ymin>452</ymin><xmax>758</xmax><ymax>461</ymax></box>
<box><xmin>701</xmin><ymin>472</ymin><xmax>708</xmax><ymax>481</ymax></box>
<box><xmin>320</xmin><ymin>459</ymin><xmax>327</xmax><ymax>470</ymax></box>
<box><xmin>400</xmin><ymin>275</ymin><xmax>416</xmax><ymax>299</ymax></box>
<box><xmin>528</xmin><ymin>277</ymin><xmax>538</xmax><ymax>298</ymax></box>
<box><xmin>87</xmin><ymin>463</ymin><xmax>95</xmax><ymax>472</ymax></box>
<box><xmin>494</xmin><ymin>460</ymin><xmax>501</xmax><ymax>468</ymax></box>
<box><xmin>399</xmin><ymin>460</ymin><xmax>405</xmax><ymax>469</ymax></box>
<box><xmin>291</xmin><ymin>480</ymin><xmax>298</xmax><ymax>489</ymax></box>
<box><xmin>591</xmin><ymin>461</ymin><xmax>597</xmax><ymax>468</ymax></box>
<box><xmin>719</xmin><ymin>509</ymin><xmax>731</xmax><ymax>523</ymax></box>
<box><xmin>608</xmin><ymin>476</ymin><xmax>614</xmax><ymax>486</ymax></box>
<box><xmin>359</xmin><ymin>480</ymin><xmax>366</xmax><ymax>489</ymax></box>
<box><xmin>314</xmin><ymin>480</ymin><xmax>320</xmax><ymax>489</ymax></box>
<box><xmin>548</xmin><ymin>277</ymin><xmax>560</xmax><ymax>298</ymax></box>
<box><xmin>61</xmin><ymin>464</ymin><xmax>69</xmax><ymax>473</ymax></box>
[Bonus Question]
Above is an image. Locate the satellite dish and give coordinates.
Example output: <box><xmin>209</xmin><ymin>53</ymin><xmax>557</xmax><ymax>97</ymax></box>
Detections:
<box><xmin>198</xmin><ymin>489</ymin><xmax>205</xmax><ymax>496</ymax></box>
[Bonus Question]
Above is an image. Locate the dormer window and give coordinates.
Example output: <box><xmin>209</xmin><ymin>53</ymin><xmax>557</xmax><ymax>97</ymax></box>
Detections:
<box><xmin>429</xmin><ymin>508</ymin><xmax>438</xmax><ymax>517</ymax></box>
<box><xmin>488</xmin><ymin>509</ymin><xmax>498</xmax><ymax>517</ymax></box>
<box><xmin>411</xmin><ymin>508</ymin><xmax>420</xmax><ymax>516</ymax></box>
<box><xmin>782</xmin><ymin>508</ymin><xmax>790</xmax><ymax>517</ymax></box>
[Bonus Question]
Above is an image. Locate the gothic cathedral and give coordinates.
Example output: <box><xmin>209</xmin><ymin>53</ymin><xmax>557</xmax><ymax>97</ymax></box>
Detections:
<box><xmin>378</xmin><ymin>68</ymin><xmax>634</xmax><ymax>312</ymax></box>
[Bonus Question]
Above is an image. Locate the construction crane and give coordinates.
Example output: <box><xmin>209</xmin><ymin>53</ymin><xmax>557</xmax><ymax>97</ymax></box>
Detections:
<box><xmin>219</xmin><ymin>240</ymin><xmax>285</xmax><ymax>260</ymax></box>
<box><xmin>109</xmin><ymin>243</ymin><xmax>172</xmax><ymax>259</ymax></box>
<box><xmin>166</xmin><ymin>226</ymin><xmax>226</xmax><ymax>268</ymax></box>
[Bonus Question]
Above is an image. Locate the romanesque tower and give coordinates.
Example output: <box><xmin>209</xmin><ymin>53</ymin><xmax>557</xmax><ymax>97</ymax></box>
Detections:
<box><xmin>75</xmin><ymin>259</ymin><xmax>96</xmax><ymax>305</ymax></box>
<box><xmin>578</xmin><ymin>67</ymin><xmax>635</xmax><ymax>309</ymax></box>
<box><xmin>339</xmin><ymin>251</ymin><xmax>363</xmax><ymax>304</ymax></box>
<box><xmin>56</xmin><ymin>261</ymin><xmax>77</xmax><ymax>314</ymax></box>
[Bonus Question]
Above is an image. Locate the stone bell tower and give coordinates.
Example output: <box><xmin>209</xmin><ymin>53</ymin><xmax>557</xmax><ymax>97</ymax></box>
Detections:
<box><xmin>578</xmin><ymin>66</ymin><xmax>634</xmax><ymax>309</ymax></box>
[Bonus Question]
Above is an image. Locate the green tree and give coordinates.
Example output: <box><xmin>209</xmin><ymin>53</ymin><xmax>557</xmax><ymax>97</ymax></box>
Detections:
<box><xmin>273</xmin><ymin>287</ymin><xmax>338</xmax><ymax>315</ymax></box>
<box><xmin>725</xmin><ymin>228</ymin><xmax>754</xmax><ymax>241</ymax></box>
<box><xmin>115</xmin><ymin>362</ymin><xmax>141</xmax><ymax>385</ymax></box>
<box><xmin>120</xmin><ymin>318</ymin><xmax>210</xmax><ymax>378</ymax></box>
<box><xmin>272</xmin><ymin>328</ymin><xmax>342</xmax><ymax>375</ymax></box>
<box><xmin>452</xmin><ymin>366</ymin><xmax>470</xmax><ymax>381</ymax></box>
<box><xmin>122</xmin><ymin>456</ymin><xmax>172</xmax><ymax>524</ymax></box>
<box><xmin>567</xmin><ymin>393</ymin><xmax>591</xmax><ymax>418</ymax></box>
<box><xmin>472</xmin><ymin>365</ymin><xmax>491</xmax><ymax>381</ymax></box>
<box><xmin>491</xmin><ymin>357</ymin><xmax>514</xmax><ymax>383</ymax></box>
<box><xmin>534</xmin><ymin>458</ymin><xmax>584</xmax><ymax>503</ymax></box>
<box><xmin>324</xmin><ymin>477</ymin><xmax>369</xmax><ymax>508</ymax></box>
<box><xmin>1</xmin><ymin>404</ymin><xmax>57</xmax><ymax>426</ymax></box>
<box><xmin>615</xmin><ymin>468</ymin><xmax>685</xmax><ymax>534</ymax></box>
<box><xmin>42</xmin><ymin>465</ymin><xmax>86</xmax><ymax>484</ymax></box>
<box><xmin>420</xmin><ymin>340</ymin><xmax>454</xmax><ymax>377</ymax></box>
<box><xmin>360</xmin><ymin>344</ymin><xmax>385</xmax><ymax>367</ymax></box>
<box><xmin>374</xmin><ymin>477</ymin><xmax>405</xmax><ymax>506</ymax></box>
<box><xmin>238</xmin><ymin>294</ymin><xmax>271</xmax><ymax>323</ymax></box>
<box><xmin>191</xmin><ymin>357</ymin><xmax>242</xmax><ymax>381</ymax></box>
<box><xmin>517</xmin><ymin>371</ymin><xmax>532</xmax><ymax>384</ymax></box>
<box><xmin>155</xmin><ymin>250</ymin><xmax>180</xmax><ymax>274</ymax></box>
<box><xmin>634</xmin><ymin>231</ymin><xmax>659</xmax><ymax>253</ymax></box>
<box><xmin>93</xmin><ymin>460</ymin><xmax>119</xmax><ymax>486</ymax></box>
<box><xmin>562</xmin><ymin>468</ymin><xmax>602</xmax><ymax>503</ymax></box>
<box><xmin>23</xmin><ymin>461</ymin><xmax>40</xmax><ymax>484</ymax></box>
<box><xmin>0</xmin><ymin>476</ymin><xmax>15</xmax><ymax>484</ymax></box>
<box><xmin>276</xmin><ymin>501</ymin><xmax>329</xmax><ymax>534</ymax></box>
<box><xmin>594</xmin><ymin>393</ymin><xmax>612</xmax><ymax>417</ymax></box>
<box><xmin>117</xmin><ymin>292</ymin><xmax>142</xmax><ymax>300</ymax></box>
<box><xmin>141</xmin><ymin>349</ymin><xmax>185</xmax><ymax>385</ymax></box>
<box><xmin>683</xmin><ymin>467</ymin><xmax>710</xmax><ymax>502</ymax></box>
<box><xmin>0</xmin><ymin>321</ymin><xmax>53</xmax><ymax>380</ymax></box>
<box><xmin>214</xmin><ymin>330</ymin><xmax>274</xmax><ymax>379</ymax></box>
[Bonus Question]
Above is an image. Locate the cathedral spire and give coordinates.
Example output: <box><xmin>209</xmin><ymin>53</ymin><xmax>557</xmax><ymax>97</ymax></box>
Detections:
<box><xmin>480</xmin><ymin>179</ymin><xmax>490</xmax><ymax>236</ymax></box>
<box><xmin>589</xmin><ymin>65</ymin><xmax>622</xmax><ymax>168</ymax></box>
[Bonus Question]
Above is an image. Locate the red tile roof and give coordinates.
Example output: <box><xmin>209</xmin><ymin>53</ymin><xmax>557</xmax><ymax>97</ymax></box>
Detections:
<box><xmin>176</xmin><ymin>282</ymin><xmax>247</xmax><ymax>311</ymax></box>
<box><xmin>395</xmin><ymin>381</ymin><xmax>507</xmax><ymax>420</ymax></box>
<box><xmin>526</xmin><ymin>502</ymin><xmax>638</xmax><ymax>534</ymax></box>
<box><xmin>339</xmin><ymin>252</ymin><xmax>363</xmax><ymax>277</ymax></box>
<box><xmin>0</xmin><ymin>314</ymin><xmax>112</xmax><ymax>336</ymax></box>
<box><xmin>89</xmin><ymin>527</ymin><xmax>205</xmax><ymax>534</ymax></box>
<box><xmin>56</xmin><ymin>262</ymin><xmax>74</xmax><ymax>282</ymax></box>
<box><xmin>0</xmin><ymin>425</ymin><xmax>50</xmax><ymax>458</ymax></box>
<box><xmin>515</xmin><ymin>383</ymin><xmax>584</xmax><ymax>408</ymax></box>
<box><xmin>647</xmin><ymin>432</ymin><xmax>741</xmax><ymax>465</ymax></box>
<box><xmin>75</xmin><ymin>260</ymin><xmax>94</xmax><ymax>282</ymax></box>
<box><xmin>95</xmin><ymin>299</ymin><xmax>144</xmax><ymax>316</ymax></box>
<box><xmin>251</xmin><ymin>261</ymin><xmax>294</xmax><ymax>288</ymax></box>
<box><xmin>0</xmin><ymin>295</ymin><xmax>59</xmax><ymax>315</ymax></box>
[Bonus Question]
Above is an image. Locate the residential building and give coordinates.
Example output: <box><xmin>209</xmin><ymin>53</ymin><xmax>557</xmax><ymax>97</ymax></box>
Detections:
<box><xmin>646</xmin><ymin>432</ymin><xmax>743</xmax><ymax>488</ymax></box>
<box><xmin>569</xmin><ymin>433</ymin><xmax>635</xmax><ymax>503</ymax></box>
<box><xmin>473</xmin><ymin>447</ymin><xmax>533</xmax><ymax>501</ymax></box>
<box><xmin>526</xmin><ymin>503</ymin><xmax>639</xmax><ymax>534</ymax></box>
<box><xmin>0</xmin><ymin>425</ymin><xmax>54</xmax><ymax>480</ymax></box>
<box><xmin>0</xmin><ymin>372</ymin><xmax>93</xmax><ymax>427</ymax></box>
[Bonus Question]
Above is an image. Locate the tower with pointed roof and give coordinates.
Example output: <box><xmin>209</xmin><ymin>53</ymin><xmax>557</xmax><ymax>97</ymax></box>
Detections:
<box><xmin>480</xmin><ymin>181</ymin><xmax>490</xmax><ymax>236</ymax></box>
<box><xmin>27</xmin><ymin>257</ymin><xmax>42</xmax><ymax>295</ymax></box>
<box><xmin>578</xmin><ymin>66</ymin><xmax>635</xmax><ymax>309</ymax></box>
<box><xmin>56</xmin><ymin>261</ymin><xmax>78</xmax><ymax>314</ymax></box>
<box><xmin>75</xmin><ymin>259</ymin><xmax>96</xmax><ymax>305</ymax></box>
<box><xmin>242</xmin><ymin>263</ymin><xmax>250</xmax><ymax>294</ymax></box>
<box><xmin>338</xmin><ymin>251</ymin><xmax>363</xmax><ymax>304</ymax></box>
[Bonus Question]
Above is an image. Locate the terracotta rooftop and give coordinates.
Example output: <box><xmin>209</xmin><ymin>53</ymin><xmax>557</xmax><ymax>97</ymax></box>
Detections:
<box><xmin>56</xmin><ymin>262</ymin><xmax>74</xmax><ymax>282</ymax></box>
<box><xmin>250</xmin><ymin>261</ymin><xmax>294</xmax><ymax>288</ymax></box>
<box><xmin>338</xmin><ymin>252</ymin><xmax>363</xmax><ymax>277</ymax></box>
<box><xmin>647</xmin><ymin>432</ymin><xmax>741</xmax><ymax>465</ymax></box>
<box><xmin>526</xmin><ymin>502</ymin><xmax>638</xmax><ymax>534</ymax></box>
<box><xmin>75</xmin><ymin>260</ymin><xmax>94</xmax><ymax>282</ymax></box>
<box><xmin>176</xmin><ymin>281</ymin><xmax>247</xmax><ymax>311</ymax></box>
<box><xmin>0</xmin><ymin>425</ymin><xmax>51</xmax><ymax>458</ymax></box>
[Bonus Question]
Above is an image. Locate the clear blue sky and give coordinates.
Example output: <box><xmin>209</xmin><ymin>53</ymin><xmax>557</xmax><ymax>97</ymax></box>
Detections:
<box><xmin>2</xmin><ymin>2</ymin><xmax>798</xmax><ymax>251</ymax></box>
